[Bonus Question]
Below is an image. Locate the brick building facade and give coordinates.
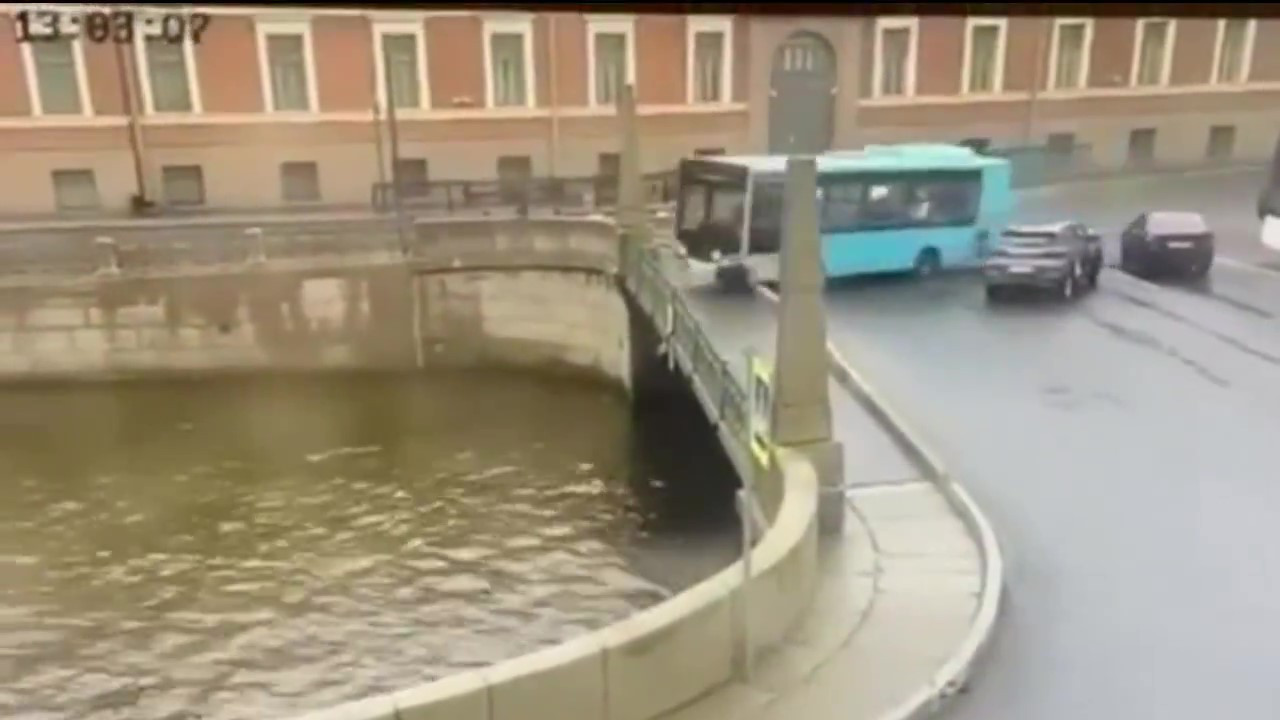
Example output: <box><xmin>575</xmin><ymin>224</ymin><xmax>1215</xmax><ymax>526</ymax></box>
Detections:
<box><xmin>0</xmin><ymin>6</ymin><xmax>1277</xmax><ymax>217</ymax></box>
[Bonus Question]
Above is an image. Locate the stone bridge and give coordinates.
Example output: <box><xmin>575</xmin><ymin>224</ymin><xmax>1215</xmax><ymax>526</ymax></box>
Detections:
<box><xmin>0</xmin><ymin>85</ymin><xmax>843</xmax><ymax>530</ymax></box>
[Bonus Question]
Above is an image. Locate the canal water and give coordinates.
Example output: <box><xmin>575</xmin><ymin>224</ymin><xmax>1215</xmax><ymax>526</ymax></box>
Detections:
<box><xmin>0</xmin><ymin>370</ymin><xmax>739</xmax><ymax>720</ymax></box>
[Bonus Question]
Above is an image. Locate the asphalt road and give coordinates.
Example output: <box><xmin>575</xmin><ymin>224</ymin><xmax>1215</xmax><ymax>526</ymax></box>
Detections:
<box><xmin>818</xmin><ymin>170</ymin><xmax>1280</xmax><ymax>719</ymax></box>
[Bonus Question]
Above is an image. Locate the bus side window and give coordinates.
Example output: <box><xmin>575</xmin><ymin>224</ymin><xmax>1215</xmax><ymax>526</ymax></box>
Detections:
<box><xmin>862</xmin><ymin>181</ymin><xmax>912</xmax><ymax>227</ymax></box>
<box><xmin>911</xmin><ymin>176</ymin><xmax>980</xmax><ymax>226</ymax></box>
<box><xmin>821</xmin><ymin>178</ymin><xmax>863</xmax><ymax>232</ymax></box>
<box><xmin>751</xmin><ymin>183</ymin><xmax>783</xmax><ymax>230</ymax></box>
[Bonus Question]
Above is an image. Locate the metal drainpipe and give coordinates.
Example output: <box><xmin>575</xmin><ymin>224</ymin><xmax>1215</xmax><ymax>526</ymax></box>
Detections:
<box><xmin>116</xmin><ymin>41</ymin><xmax>150</xmax><ymax>205</ymax></box>
<box><xmin>547</xmin><ymin>14</ymin><xmax>561</xmax><ymax>179</ymax></box>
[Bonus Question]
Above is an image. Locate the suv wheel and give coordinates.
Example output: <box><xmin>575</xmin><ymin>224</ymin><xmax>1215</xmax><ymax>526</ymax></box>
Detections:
<box><xmin>1059</xmin><ymin>272</ymin><xmax>1076</xmax><ymax>301</ymax></box>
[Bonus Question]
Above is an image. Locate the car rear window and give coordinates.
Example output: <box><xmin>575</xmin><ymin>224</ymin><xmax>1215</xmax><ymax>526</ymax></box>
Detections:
<box><xmin>1148</xmin><ymin>211</ymin><xmax>1208</xmax><ymax>235</ymax></box>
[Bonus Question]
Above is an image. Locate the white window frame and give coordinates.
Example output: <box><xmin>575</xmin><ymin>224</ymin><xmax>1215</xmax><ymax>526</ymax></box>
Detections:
<box><xmin>961</xmin><ymin>16</ymin><xmax>1008</xmax><ymax>95</ymax></box>
<box><xmin>586</xmin><ymin>15</ymin><xmax>636</xmax><ymax>108</ymax></box>
<box><xmin>373</xmin><ymin>19</ymin><xmax>431</xmax><ymax>111</ymax></box>
<box><xmin>18</xmin><ymin>13</ymin><xmax>93</xmax><ymax>117</ymax></box>
<box><xmin>255</xmin><ymin>19</ymin><xmax>319</xmax><ymax>113</ymax></box>
<box><xmin>132</xmin><ymin>16</ymin><xmax>203</xmax><ymax>115</ymax></box>
<box><xmin>1046</xmin><ymin>17</ymin><xmax>1093</xmax><ymax>91</ymax></box>
<box><xmin>685</xmin><ymin>15</ymin><xmax>734</xmax><ymax>105</ymax></box>
<box><xmin>482</xmin><ymin>15</ymin><xmax>536</xmax><ymax>109</ymax></box>
<box><xmin>1129</xmin><ymin>17</ymin><xmax>1177</xmax><ymax>88</ymax></box>
<box><xmin>871</xmin><ymin>16</ymin><xmax>918</xmax><ymax>98</ymax></box>
<box><xmin>1210</xmin><ymin>18</ymin><xmax>1256</xmax><ymax>85</ymax></box>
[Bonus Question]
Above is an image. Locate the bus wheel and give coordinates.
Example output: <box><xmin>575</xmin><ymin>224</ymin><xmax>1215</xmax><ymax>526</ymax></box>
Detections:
<box><xmin>913</xmin><ymin>248</ymin><xmax>941</xmax><ymax>278</ymax></box>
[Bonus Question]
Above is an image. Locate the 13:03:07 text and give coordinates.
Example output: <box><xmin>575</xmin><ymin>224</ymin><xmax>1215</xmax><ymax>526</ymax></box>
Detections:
<box><xmin>13</xmin><ymin>10</ymin><xmax>212</xmax><ymax>44</ymax></box>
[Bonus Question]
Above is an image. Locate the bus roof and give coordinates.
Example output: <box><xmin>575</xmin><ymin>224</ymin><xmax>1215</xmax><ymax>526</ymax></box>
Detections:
<box><xmin>705</xmin><ymin>143</ymin><xmax>1008</xmax><ymax>175</ymax></box>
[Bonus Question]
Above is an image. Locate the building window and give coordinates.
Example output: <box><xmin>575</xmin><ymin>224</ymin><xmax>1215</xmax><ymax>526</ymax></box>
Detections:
<box><xmin>497</xmin><ymin>155</ymin><xmax>532</xmax><ymax>203</ymax></box>
<box><xmin>51</xmin><ymin>169</ymin><xmax>100</xmax><ymax>211</ymax></box>
<box><xmin>587</xmin><ymin>17</ymin><xmax>635</xmax><ymax>107</ymax></box>
<box><xmin>394</xmin><ymin>158</ymin><xmax>429</xmax><ymax>197</ymax></box>
<box><xmin>162</xmin><ymin>166</ymin><xmax>205</xmax><ymax>206</ymax></box>
<box><xmin>23</xmin><ymin>36</ymin><xmax>90</xmax><ymax>116</ymax></box>
<box><xmin>134</xmin><ymin>14</ymin><xmax>200</xmax><ymax>115</ymax></box>
<box><xmin>686</xmin><ymin>16</ymin><xmax>733</xmax><ymax>104</ymax></box>
<box><xmin>142</xmin><ymin>38</ymin><xmax>194</xmax><ymax>112</ymax></box>
<box><xmin>485</xmin><ymin>18</ymin><xmax>534</xmax><ymax>108</ymax></box>
<box><xmin>1206</xmin><ymin>126</ymin><xmax>1236</xmax><ymax>161</ymax></box>
<box><xmin>1127</xmin><ymin>128</ymin><xmax>1157</xmax><ymax>167</ymax></box>
<box><xmin>280</xmin><ymin>161</ymin><xmax>320</xmax><ymax>203</ymax></box>
<box><xmin>257</xmin><ymin>21</ymin><xmax>316</xmax><ymax>112</ymax></box>
<box><xmin>375</xmin><ymin>22</ymin><xmax>428</xmax><ymax>110</ymax></box>
<box><xmin>1049</xmin><ymin>19</ymin><xmax>1091</xmax><ymax>91</ymax></box>
<box><xmin>963</xmin><ymin>18</ymin><xmax>1007</xmax><ymax>94</ymax></box>
<box><xmin>873</xmin><ymin>17</ymin><xmax>917</xmax><ymax>98</ymax></box>
<box><xmin>1132</xmin><ymin>19</ymin><xmax>1175</xmax><ymax>87</ymax></box>
<box><xmin>597</xmin><ymin>153</ymin><xmax>620</xmax><ymax>177</ymax></box>
<box><xmin>1046</xmin><ymin>132</ymin><xmax>1076</xmax><ymax>156</ymax></box>
<box><xmin>1213</xmin><ymin>19</ymin><xmax>1255</xmax><ymax>85</ymax></box>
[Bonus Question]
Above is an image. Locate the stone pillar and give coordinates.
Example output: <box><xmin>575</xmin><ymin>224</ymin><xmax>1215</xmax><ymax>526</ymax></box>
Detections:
<box><xmin>616</xmin><ymin>83</ymin><xmax>644</xmax><ymax>241</ymax></box>
<box><xmin>245</xmin><ymin>227</ymin><xmax>266</xmax><ymax>264</ymax></box>
<box><xmin>771</xmin><ymin>156</ymin><xmax>845</xmax><ymax>535</ymax></box>
<box><xmin>616</xmin><ymin>82</ymin><xmax>682</xmax><ymax>281</ymax></box>
<box><xmin>93</xmin><ymin>236</ymin><xmax>120</xmax><ymax>275</ymax></box>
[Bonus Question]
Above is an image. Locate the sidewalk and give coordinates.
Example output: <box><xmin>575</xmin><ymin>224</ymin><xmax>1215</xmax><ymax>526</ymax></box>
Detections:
<box><xmin>663</xmin><ymin>481</ymin><xmax>983</xmax><ymax>720</ymax></box>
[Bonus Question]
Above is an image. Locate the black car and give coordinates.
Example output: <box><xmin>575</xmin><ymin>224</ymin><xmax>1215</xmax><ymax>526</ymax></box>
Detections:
<box><xmin>982</xmin><ymin>222</ymin><xmax>1103</xmax><ymax>302</ymax></box>
<box><xmin>1119</xmin><ymin>211</ymin><xmax>1214</xmax><ymax>279</ymax></box>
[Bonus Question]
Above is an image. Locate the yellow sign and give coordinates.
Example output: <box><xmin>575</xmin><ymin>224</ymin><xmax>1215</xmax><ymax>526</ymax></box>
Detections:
<box><xmin>746</xmin><ymin>353</ymin><xmax>774</xmax><ymax>468</ymax></box>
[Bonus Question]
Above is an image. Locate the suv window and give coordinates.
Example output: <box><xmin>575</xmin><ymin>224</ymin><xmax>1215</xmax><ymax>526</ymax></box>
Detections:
<box><xmin>1148</xmin><ymin>211</ymin><xmax>1208</xmax><ymax>235</ymax></box>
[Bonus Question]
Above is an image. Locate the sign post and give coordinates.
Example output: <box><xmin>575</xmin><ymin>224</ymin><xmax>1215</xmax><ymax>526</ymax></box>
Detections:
<box><xmin>745</xmin><ymin>350</ymin><xmax>774</xmax><ymax>470</ymax></box>
<box><xmin>737</xmin><ymin>349</ymin><xmax>774</xmax><ymax>681</ymax></box>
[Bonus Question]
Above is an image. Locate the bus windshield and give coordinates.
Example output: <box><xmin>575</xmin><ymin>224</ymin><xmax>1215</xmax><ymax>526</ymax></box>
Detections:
<box><xmin>675</xmin><ymin>159</ymin><xmax>748</xmax><ymax>261</ymax></box>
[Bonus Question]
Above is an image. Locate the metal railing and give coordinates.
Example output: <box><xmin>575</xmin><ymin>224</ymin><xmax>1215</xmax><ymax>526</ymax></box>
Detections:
<box><xmin>620</xmin><ymin>236</ymin><xmax>750</xmax><ymax>470</ymax></box>
<box><xmin>985</xmin><ymin>143</ymin><xmax>1098</xmax><ymax>189</ymax></box>
<box><xmin>370</xmin><ymin>170</ymin><xmax>677</xmax><ymax>215</ymax></box>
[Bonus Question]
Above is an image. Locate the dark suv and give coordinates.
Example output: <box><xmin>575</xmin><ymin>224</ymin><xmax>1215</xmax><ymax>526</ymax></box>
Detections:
<box><xmin>1119</xmin><ymin>211</ymin><xmax>1214</xmax><ymax>280</ymax></box>
<box><xmin>983</xmin><ymin>222</ymin><xmax>1103</xmax><ymax>303</ymax></box>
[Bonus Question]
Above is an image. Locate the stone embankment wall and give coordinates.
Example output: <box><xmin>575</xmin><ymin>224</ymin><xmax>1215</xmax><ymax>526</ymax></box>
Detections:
<box><xmin>0</xmin><ymin>217</ymin><xmax>629</xmax><ymax>384</ymax></box>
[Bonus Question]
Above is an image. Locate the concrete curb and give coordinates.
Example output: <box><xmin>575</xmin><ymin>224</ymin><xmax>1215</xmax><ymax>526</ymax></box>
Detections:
<box><xmin>755</xmin><ymin>284</ymin><xmax>1005</xmax><ymax>720</ymax></box>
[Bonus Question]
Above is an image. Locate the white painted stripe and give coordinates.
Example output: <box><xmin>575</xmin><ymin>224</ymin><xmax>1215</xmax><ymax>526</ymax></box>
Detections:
<box><xmin>1215</xmin><ymin>255</ymin><xmax>1280</xmax><ymax>278</ymax></box>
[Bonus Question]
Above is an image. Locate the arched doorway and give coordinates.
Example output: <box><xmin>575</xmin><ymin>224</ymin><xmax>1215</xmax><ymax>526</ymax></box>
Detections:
<box><xmin>767</xmin><ymin>31</ymin><xmax>837</xmax><ymax>155</ymax></box>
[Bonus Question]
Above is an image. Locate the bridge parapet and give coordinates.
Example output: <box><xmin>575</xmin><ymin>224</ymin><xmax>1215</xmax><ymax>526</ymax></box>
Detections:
<box><xmin>0</xmin><ymin>211</ymin><xmax>639</xmax><ymax>293</ymax></box>
<box><xmin>411</xmin><ymin>216</ymin><xmax>621</xmax><ymax>277</ymax></box>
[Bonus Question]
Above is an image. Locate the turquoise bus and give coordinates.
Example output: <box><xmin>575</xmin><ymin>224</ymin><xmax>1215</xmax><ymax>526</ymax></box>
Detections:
<box><xmin>673</xmin><ymin>143</ymin><xmax>1014</xmax><ymax>287</ymax></box>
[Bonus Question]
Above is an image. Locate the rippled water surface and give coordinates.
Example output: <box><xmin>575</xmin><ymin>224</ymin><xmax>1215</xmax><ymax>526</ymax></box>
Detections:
<box><xmin>0</xmin><ymin>371</ymin><xmax>738</xmax><ymax>720</ymax></box>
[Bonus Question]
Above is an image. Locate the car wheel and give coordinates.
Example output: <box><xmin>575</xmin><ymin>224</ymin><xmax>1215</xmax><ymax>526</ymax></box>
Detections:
<box><xmin>715</xmin><ymin>264</ymin><xmax>753</xmax><ymax>293</ymax></box>
<box><xmin>1058</xmin><ymin>273</ymin><xmax>1076</xmax><ymax>302</ymax></box>
<box><xmin>913</xmin><ymin>248</ymin><xmax>941</xmax><ymax>279</ymax></box>
<box><xmin>1188</xmin><ymin>261</ymin><xmax>1211</xmax><ymax>281</ymax></box>
<box><xmin>985</xmin><ymin>285</ymin><xmax>1004</xmax><ymax>304</ymax></box>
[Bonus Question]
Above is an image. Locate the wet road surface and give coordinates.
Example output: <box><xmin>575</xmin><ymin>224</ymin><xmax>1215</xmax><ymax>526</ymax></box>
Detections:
<box><xmin>679</xmin><ymin>168</ymin><xmax>1280</xmax><ymax>719</ymax></box>
<box><xmin>0</xmin><ymin>371</ymin><xmax>738</xmax><ymax>720</ymax></box>
<box><xmin>824</xmin><ymin>171</ymin><xmax>1280</xmax><ymax>719</ymax></box>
